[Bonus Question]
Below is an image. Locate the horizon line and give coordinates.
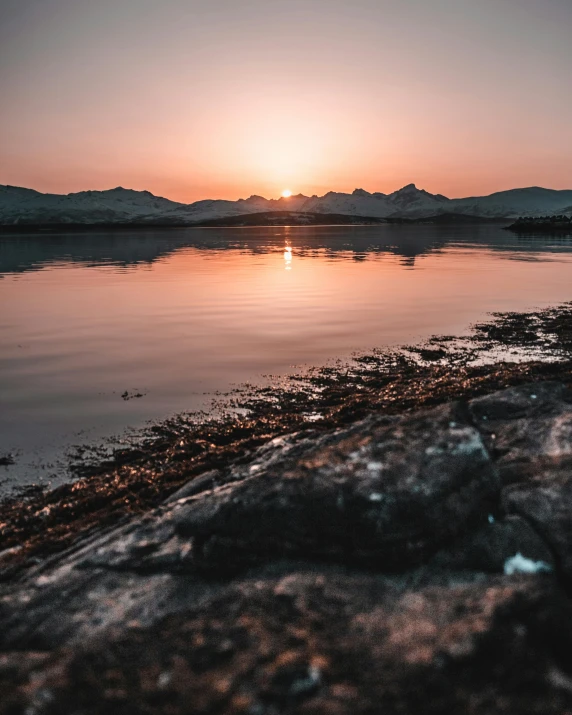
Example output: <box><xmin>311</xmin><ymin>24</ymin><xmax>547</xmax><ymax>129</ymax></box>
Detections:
<box><xmin>2</xmin><ymin>181</ymin><xmax>572</xmax><ymax>206</ymax></box>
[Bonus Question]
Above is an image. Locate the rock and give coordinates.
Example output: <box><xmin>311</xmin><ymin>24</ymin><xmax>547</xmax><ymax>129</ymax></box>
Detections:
<box><xmin>174</xmin><ymin>403</ymin><xmax>499</xmax><ymax>571</ymax></box>
<box><xmin>431</xmin><ymin>514</ymin><xmax>555</xmax><ymax>573</ymax></box>
<box><xmin>163</xmin><ymin>469</ymin><xmax>221</xmax><ymax>503</ymax></box>
<box><xmin>2</xmin><ymin>569</ymin><xmax>572</xmax><ymax>714</ymax></box>
<box><xmin>503</xmin><ymin>476</ymin><xmax>572</xmax><ymax>586</ymax></box>
<box><xmin>469</xmin><ymin>382</ymin><xmax>572</xmax><ymax>485</ymax></box>
<box><xmin>3</xmin><ymin>382</ymin><xmax>572</xmax><ymax>713</ymax></box>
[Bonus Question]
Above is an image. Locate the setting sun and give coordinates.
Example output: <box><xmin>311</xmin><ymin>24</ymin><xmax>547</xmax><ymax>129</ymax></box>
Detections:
<box><xmin>3</xmin><ymin>1</ymin><xmax>572</xmax><ymax>706</ymax></box>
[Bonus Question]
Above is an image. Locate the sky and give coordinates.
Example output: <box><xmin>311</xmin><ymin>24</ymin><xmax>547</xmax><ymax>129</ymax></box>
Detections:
<box><xmin>1</xmin><ymin>0</ymin><xmax>571</xmax><ymax>203</ymax></box>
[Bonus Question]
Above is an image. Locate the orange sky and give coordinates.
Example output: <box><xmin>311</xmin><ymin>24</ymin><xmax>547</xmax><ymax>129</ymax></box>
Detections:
<box><xmin>1</xmin><ymin>0</ymin><xmax>572</xmax><ymax>203</ymax></box>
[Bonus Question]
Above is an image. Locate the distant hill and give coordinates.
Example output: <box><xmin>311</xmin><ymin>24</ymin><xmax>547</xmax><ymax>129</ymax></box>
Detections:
<box><xmin>2</xmin><ymin>182</ymin><xmax>572</xmax><ymax>227</ymax></box>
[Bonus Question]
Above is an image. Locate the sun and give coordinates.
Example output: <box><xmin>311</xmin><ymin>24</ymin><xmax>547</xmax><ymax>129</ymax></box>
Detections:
<box><xmin>281</xmin><ymin>189</ymin><xmax>292</xmax><ymax>198</ymax></box>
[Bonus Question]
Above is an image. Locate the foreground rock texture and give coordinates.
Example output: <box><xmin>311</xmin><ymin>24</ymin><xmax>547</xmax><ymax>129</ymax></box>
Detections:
<box><xmin>2</xmin><ymin>382</ymin><xmax>572</xmax><ymax>713</ymax></box>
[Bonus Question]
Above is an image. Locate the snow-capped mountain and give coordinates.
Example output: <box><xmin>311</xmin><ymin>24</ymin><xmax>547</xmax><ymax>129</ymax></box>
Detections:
<box><xmin>299</xmin><ymin>189</ymin><xmax>394</xmax><ymax>217</ymax></box>
<box><xmin>386</xmin><ymin>184</ymin><xmax>450</xmax><ymax>216</ymax></box>
<box><xmin>2</xmin><ymin>182</ymin><xmax>572</xmax><ymax>226</ymax></box>
<box><xmin>0</xmin><ymin>185</ymin><xmax>183</xmax><ymax>225</ymax></box>
<box><xmin>450</xmin><ymin>187</ymin><xmax>572</xmax><ymax>218</ymax></box>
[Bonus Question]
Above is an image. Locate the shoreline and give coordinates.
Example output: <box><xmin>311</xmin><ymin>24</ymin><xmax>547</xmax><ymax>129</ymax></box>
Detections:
<box><xmin>1</xmin><ymin>302</ymin><xmax>572</xmax><ymax>712</ymax></box>
<box><xmin>0</xmin><ymin>213</ymin><xmax>508</xmax><ymax>233</ymax></box>
<box><xmin>1</xmin><ymin>302</ymin><xmax>571</xmax><ymax>578</ymax></box>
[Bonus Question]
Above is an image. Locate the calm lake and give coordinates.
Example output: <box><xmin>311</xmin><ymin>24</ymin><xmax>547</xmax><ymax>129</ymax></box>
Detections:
<box><xmin>1</xmin><ymin>224</ymin><xmax>572</xmax><ymax>491</ymax></box>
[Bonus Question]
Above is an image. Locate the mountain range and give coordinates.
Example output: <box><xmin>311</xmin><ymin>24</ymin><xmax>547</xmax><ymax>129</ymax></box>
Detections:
<box><xmin>2</xmin><ymin>183</ymin><xmax>572</xmax><ymax>226</ymax></box>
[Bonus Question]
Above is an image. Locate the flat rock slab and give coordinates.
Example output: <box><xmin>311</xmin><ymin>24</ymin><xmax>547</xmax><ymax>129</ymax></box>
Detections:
<box><xmin>174</xmin><ymin>402</ymin><xmax>498</xmax><ymax>571</ymax></box>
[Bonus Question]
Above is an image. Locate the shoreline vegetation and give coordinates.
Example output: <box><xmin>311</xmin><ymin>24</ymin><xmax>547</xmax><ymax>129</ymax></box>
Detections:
<box><xmin>0</xmin><ymin>302</ymin><xmax>571</xmax><ymax>578</ymax></box>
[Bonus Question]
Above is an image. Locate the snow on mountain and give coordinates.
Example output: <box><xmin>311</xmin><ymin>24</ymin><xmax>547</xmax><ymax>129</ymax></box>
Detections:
<box><xmin>0</xmin><ymin>185</ymin><xmax>42</xmax><ymax>203</ymax></box>
<box><xmin>2</xmin><ymin>183</ymin><xmax>572</xmax><ymax>225</ymax></box>
<box><xmin>385</xmin><ymin>184</ymin><xmax>450</xmax><ymax>217</ymax></box>
<box><xmin>0</xmin><ymin>185</ymin><xmax>44</xmax><ymax>214</ymax></box>
<box><xmin>0</xmin><ymin>186</ymin><xmax>183</xmax><ymax>225</ymax></box>
<box><xmin>235</xmin><ymin>193</ymin><xmax>310</xmax><ymax>213</ymax></box>
<box><xmin>297</xmin><ymin>185</ymin><xmax>451</xmax><ymax>219</ymax></box>
<box><xmin>300</xmin><ymin>189</ymin><xmax>395</xmax><ymax>217</ymax></box>
<box><xmin>267</xmin><ymin>194</ymin><xmax>311</xmax><ymax>212</ymax></box>
<box><xmin>238</xmin><ymin>195</ymin><xmax>273</xmax><ymax>211</ymax></box>
<box><xmin>450</xmin><ymin>187</ymin><xmax>572</xmax><ymax>218</ymax></box>
<box><xmin>160</xmin><ymin>199</ymin><xmax>262</xmax><ymax>224</ymax></box>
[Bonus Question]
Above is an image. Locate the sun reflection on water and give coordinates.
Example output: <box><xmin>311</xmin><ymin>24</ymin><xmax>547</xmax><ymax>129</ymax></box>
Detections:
<box><xmin>284</xmin><ymin>244</ymin><xmax>293</xmax><ymax>270</ymax></box>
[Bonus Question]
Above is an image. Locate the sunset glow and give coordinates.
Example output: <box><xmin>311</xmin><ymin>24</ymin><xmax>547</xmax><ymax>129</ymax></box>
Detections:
<box><xmin>1</xmin><ymin>1</ymin><xmax>571</xmax><ymax>202</ymax></box>
<box><xmin>3</xmin><ymin>1</ymin><xmax>572</xmax><ymax>701</ymax></box>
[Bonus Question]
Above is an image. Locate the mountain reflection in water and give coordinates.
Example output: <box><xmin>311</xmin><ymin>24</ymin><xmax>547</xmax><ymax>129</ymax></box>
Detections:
<box><xmin>2</xmin><ymin>224</ymin><xmax>572</xmax><ymax>276</ymax></box>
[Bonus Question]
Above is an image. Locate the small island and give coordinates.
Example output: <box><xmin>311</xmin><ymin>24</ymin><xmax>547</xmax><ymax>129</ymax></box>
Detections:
<box><xmin>506</xmin><ymin>215</ymin><xmax>572</xmax><ymax>234</ymax></box>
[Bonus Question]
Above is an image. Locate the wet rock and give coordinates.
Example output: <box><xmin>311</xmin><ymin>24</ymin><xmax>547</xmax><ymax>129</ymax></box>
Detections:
<box><xmin>174</xmin><ymin>403</ymin><xmax>499</xmax><ymax>571</ymax></box>
<box><xmin>503</xmin><ymin>476</ymin><xmax>572</xmax><ymax>586</ymax></box>
<box><xmin>74</xmin><ymin>508</ymin><xmax>193</xmax><ymax>573</ymax></box>
<box><xmin>3</xmin><ymin>381</ymin><xmax>572</xmax><ymax>713</ymax></box>
<box><xmin>469</xmin><ymin>382</ymin><xmax>572</xmax><ymax>485</ymax></box>
<box><xmin>2</xmin><ymin>569</ymin><xmax>572</xmax><ymax>714</ymax></box>
<box><xmin>430</xmin><ymin>514</ymin><xmax>555</xmax><ymax>573</ymax></box>
<box><xmin>0</xmin><ymin>563</ymin><xmax>224</xmax><ymax>650</ymax></box>
<box><xmin>163</xmin><ymin>469</ymin><xmax>221</xmax><ymax>503</ymax></box>
<box><xmin>467</xmin><ymin>383</ymin><xmax>572</xmax><ymax>584</ymax></box>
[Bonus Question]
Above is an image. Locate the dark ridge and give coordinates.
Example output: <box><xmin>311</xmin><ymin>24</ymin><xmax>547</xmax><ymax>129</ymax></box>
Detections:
<box><xmin>0</xmin><ymin>213</ymin><xmax>388</xmax><ymax>233</ymax></box>
<box><xmin>0</xmin><ymin>223</ymin><xmax>198</xmax><ymax>234</ymax></box>
<box><xmin>0</xmin><ymin>212</ymin><xmax>513</xmax><ymax>234</ymax></box>
<box><xmin>190</xmin><ymin>212</ymin><xmax>387</xmax><ymax>227</ymax></box>
<box><xmin>505</xmin><ymin>215</ymin><xmax>572</xmax><ymax>235</ymax></box>
<box><xmin>387</xmin><ymin>213</ymin><xmax>506</xmax><ymax>224</ymax></box>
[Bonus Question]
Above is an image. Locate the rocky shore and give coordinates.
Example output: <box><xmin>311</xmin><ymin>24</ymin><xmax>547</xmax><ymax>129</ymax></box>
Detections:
<box><xmin>1</xmin><ymin>305</ymin><xmax>572</xmax><ymax>714</ymax></box>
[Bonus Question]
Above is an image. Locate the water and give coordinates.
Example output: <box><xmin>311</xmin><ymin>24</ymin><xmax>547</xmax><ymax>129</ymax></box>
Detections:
<box><xmin>1</xmin><ymin>224</ymin><xmax>572</xmax><ymax>491</ymax></box>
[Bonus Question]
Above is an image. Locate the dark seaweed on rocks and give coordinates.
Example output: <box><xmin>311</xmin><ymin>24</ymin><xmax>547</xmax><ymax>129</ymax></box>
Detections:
<box><xmin>0</xmin><ymin>304</ymin><xmax>571</xmax><ymax>578</ymax></box>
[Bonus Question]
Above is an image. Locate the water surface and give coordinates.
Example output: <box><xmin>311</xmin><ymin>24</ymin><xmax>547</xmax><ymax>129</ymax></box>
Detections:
<box><xmin>1</xmin><ymin>224</ymin><xmax>572</xmax><ymax>490</ymax></box>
